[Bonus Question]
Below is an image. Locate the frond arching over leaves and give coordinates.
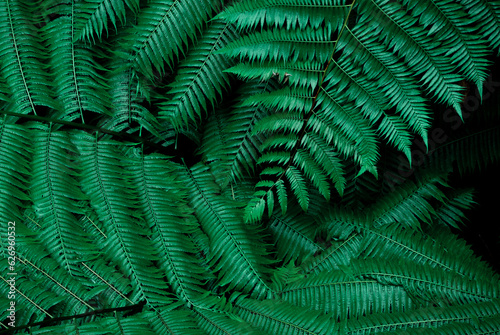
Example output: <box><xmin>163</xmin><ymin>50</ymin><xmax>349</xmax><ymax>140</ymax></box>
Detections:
<box><xmin>218</xmin><ymin>0</ymin><xmax>500</xmax><ymax>222</ymax></box>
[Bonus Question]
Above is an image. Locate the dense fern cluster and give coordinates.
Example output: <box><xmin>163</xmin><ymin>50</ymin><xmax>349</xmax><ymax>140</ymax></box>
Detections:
<box><xmin>1</xmin><ymin>0</ymin><xmax>500</xmax><ymax>334</ymax></box>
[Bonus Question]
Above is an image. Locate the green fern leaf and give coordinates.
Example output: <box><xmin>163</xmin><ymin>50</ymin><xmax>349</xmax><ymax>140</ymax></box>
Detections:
<box><xmin>235</xmin><ymin>298</ymin><xmax>335</xmax><ymax>335</ymax></box>
<box><xmin>74</xmin><ymin>0</ymin><xmax>140</xmax><ymax>43</ymax></box>
<box><xmin>268</xmin><ymin>207</ymin><xmax>323</xmax><ymax>264</ymax></box>
<box><xmin>181</xmin><ymin>163</ymin><xmax>273</xmax><ymax>299</ymax></box>
<box><xmin>280</xmin><ymin>270</ymin><xmax>417</xmax><ymax>320</ymax></box>
<box><xmin>0</xmin><ymin>0</ymin><xmax>58</xmax><ymax>115</ymax></box>
<box><xmin>128</xmin><ymin>150</ymin><xmax>209</xmax><ymax>306</ymax></box>
<box><xmin>0</xmin><ymin>123</ymin><xmax>31</xmax><ymax>256</ymax></box>
<box><xmin>158</xmin><ymin>20</ymin><xmax>238</xmax><ymax>129</ymax></box>
<box><xmin>218</xmin><ymin>0</ymin><xmax>350</xmax><ymax>31</ymax></box>
<box><xmin>100</xmin><ymin>60</ymin><xmax>160</xmax><ymax>136</ymax></box>
<box><xmin>74</xmin><ymin>135</ymin><xmax>172</xmax><ymax>307</ymax></box>
<box><xmin>119</xmin><ymin>0</ymin><xmax>221</xmax><ymax>78</ymax></box>
<box><xmin>44</xmin><ymin>4</ymin><xmax>111</xmax><ymax>123</ymax></box>
<box><xmin>30</xmin><ymin>126</ymin><xmax>96</xmax><ymax>282</ymax></box>
<box><xmin>351</xmin><ymin>258</ymin><xmax>499</xmax><ymax>305</ymax></box>
<box><xmin>339</xmin><ymin>298</ymin><xmax>500</xmax><ymax>334</ymax></box>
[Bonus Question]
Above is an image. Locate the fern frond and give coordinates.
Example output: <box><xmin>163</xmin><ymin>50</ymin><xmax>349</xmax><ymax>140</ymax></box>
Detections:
<box><xmin>15</xmin><ymin>233</ymin><xmax>98</xmax><ymax>316</ymax></box>
<box><xmin>97</xmin><ymin>315</ymin><xmax>156</xmax><ymax>334</ymax></box>
<box><xmin>158</xmin><ymin>20</ymin><xmax>238</xmax><ymax>129</ymax></box>
<box><xmin>29</xmin><ymin>126</ymin><xmax>96</xmax><ymax>282</ymax></box>
<box><xmin>0</xmin><ymin>268</ymin><xmax>64</xmax><ymax>325</ymax></box>
<box><xmin>180</xmin><ymin>163</ymin><xmax>273</xmax><ymax>299</ymax></box>
<box><xmin>218</xmin><ymin>0</ymin><xmax>350</xmax><ymax>31</ymax></box>
<box><xmin>225</xmin><ymin>61</ymin><xmax>324</xmax><ymax>89</ymax></box>
<box><xmin>432</xmin><ymin>188</ymin><xmax>475</xmax><ymax>229</ymax></box>
<box><xmin>402</xmin><ymin>0</ymin><xmax>492</xmax><ymax>97</ymax></box>
<box><xmin>428</xmin><ymin>124</ymin><xmax>500</xmax><ymax>175</ymax></box>
<box><xmin>351</xmin><ymin>258</ymin><xmax>500</xmax><ymax>306</ymax></box>
<box><xmin>340</xmin><ymin>27</ymin><xmax>431</xmax><ymax>144</ymax></box>
<box><xmin>119</xmin><ymin>0</ymin><xmax>221</xmax><ymax>78</ymax></box>
<box><xmin>0</xmin><ymin>123</ymin><xmax>31</xmax><ymax>257</ymax></box>
<box><xmin>44</xmin><ymin>3</ymin><xmax>111</xmax><ymax>123</ymax></box>
<box><xmin>74</xmin><ymin>135</ymin><xmax>172</xmax><ymax>307</ymax></box>
<box><xmin>339</xmin><ymin>161</ymin><xmax>381</xmax><ymax>208</ymax></box>
<box><xmin>0</xmin><ymin>0</ymin><xmax>57</xmax><ymax>115</ymax></box>
<box><xmin>74</xmin><ymin>0</ymin><xmax>140</xmax><ymax>43</ymax></box>
<box><xmin>302</xmin><ymin>233</ymin><xmax>364</xmax><ymax>274</ymax></box>
<box><xmin>79</xmin><ymin>258</ymin><xmax>134</xmax><ymax>308</ymax></box>
<box><xmin>193</xmin><ymin>307</ymin><xmax>261</xmax><ymax>335</ymax></box>
<box><xmin>461</xmin><ymin>0</ymin><xmax>500</xmax><ymax>54</ymax></box>
<box><xmin>268</xmin><ymin>206</ymin><xmax>323</xmax><ymax>264</ymax></box>
<box><xmin>370</xmin><ymin>171</ymin><xmax>448</xmax><ymax>230</ymax></box>
<box><xmin>235</xmin><ymin>298</ymin><xmax>335</xmax><ymax>335</ymax></box>
<box><xmin>314</xmin><ymin>88</ymin><xmax>380</xmax><ymax>173</ymax></box>
<box><xmin>360</xmin><ymin>223</ymin><xmax>499</xmax><ymax>282</ymax></box>
<box><xmin>128</xmin><ymin>150</ymin><xmax>209</xmax><ymax>306</ymax></box>
<box><xmin>99</xmin><ymin>61</ymin><xmax>160</xmax><ymax>136</ymax></box>
<box><xmin>339</xmin><ymin>298</ymin><xmax>500</xmax><ymax>335</ymax></box>
<box><xmin>144</xmin><ymin>306</ymin><xmax>205</xmax><ymax>334</ymax></box>
<box><xmin>280</xmin><ymin>270</ymin><xmax>417</xmax><ymax>320</ymax></box>
<box><xmin>221</xmin><ymin>27</ymin><xmax>337</xmax><ymax>64</ymax></box>
<box><xmin>198</xmin><ymin>81</ymin><xmax>274</xmax><ymax>189</ymax></box>
<box><xmin>357</xmin><ymin>0</ymin><xmax>465</xmax><ymax>115</ymax></box>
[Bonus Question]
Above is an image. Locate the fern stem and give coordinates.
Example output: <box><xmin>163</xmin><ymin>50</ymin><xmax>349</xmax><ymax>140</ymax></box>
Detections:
<box><xmin>0</xmin><ymin>301</ymin><xmax>145</xmax><ymax>334</ymax></box>
<box><xmin>0</xmin><ymin>110</ymin><xmax>166</xmax><ymax>151</ymax></box>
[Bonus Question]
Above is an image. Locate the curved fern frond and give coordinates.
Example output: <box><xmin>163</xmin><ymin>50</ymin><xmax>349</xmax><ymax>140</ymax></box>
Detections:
<box><xmin>158</xmin><ymin>20</ymin><xmax>238</xmax><ymax>129</ymax></box>
<box><xmin>0</xmin><ymin>123</ymin><xmax>31</xmax><ymax>256</ymax></box>
<box><xmin>221</xmin><ymin>27</ymin><xmax>337</xmax><ymax>64</ymax></box>
<box><xmin>351</xmin><ymin>258</ymin><xmax>500</xmax><ymax>305</ymax></box>
<box><xmin>128</xmin><ymin>150</ymin><xmax>209</xmax><ymax>306</ymax></box>
<box><xmin>432</xmin><ymin>188</ymin><xmax>475</xmax><ymax>229</ymax></box>
<box><xmin>74</xmin><ymin>134</ymin><xmax>172</xmax><ymax>307</ymax></box>
<box><xmin>219</xmin><ymin>0</ymin><xmax>500</xmax><ymax>223</ymax></box>
<box><xmin>119</xmin><ymin>0</ymin><xmax>221</xmax><ymax>79</ymax></box>
<box><xmin>280</xmin><ymin>270</ymin><xmax>417</xmax><ymax>320</ymax></box>
<box><xmin>268</xmin><ymin>206</ymin><xmax>323</xmax><ymax>264</ymax></box>
<box><xmin>0</xmin><ymin>270</ymin><xmax>64</xmax><ymax>325</ymax></box>
<box><xmin>99</xmin><ymin>60</ymin><xmax>160</xmax><ymax>136</ymax></box>
<box><xmin>74</xmin><ymin>0</ymin><xmax>140</xmax><ymax>43</ymax></box>
<box><xmin>217</xmin><ymin>0</ymin><xmax>350</xmax><ymax>31</ymax></box>
<box><xmin>462</xmin><ymin>0</ymin><xmax>500</xmax><ymax>54</ymax></box>
<box><xmin>402</xmin><ymin>0</ymin><xmax>492</xmax><ymax>97</ymax></box>
<box><xmin>198</xmin><ymin>81</ymin><xmax>275</xmax><ymax>189</ymax></box>
<box><xmin>0</xmin><ymin>0</ymin><xmax>57</xmax><ymax>115</ymax></box>
<box><xmin>226</xmin><ymin>61</ymin><xmax>324</xmax><ymax>89</ymax></box>
<box><xmin>339</xmin><ymin>298</ymin><xmax>500</xmax><ymax>335</ymax></box>
<box><xmin>15</xmin><ymin>234</ymin><xmax>98</xmax><ymax>316</ymax></box>
<box><xmin>370</xmin><ymin>171</ymin><xmax>448</xmax><ymax>230</ymax></box>
<box><xmin>29</xmin><ymin>126</ymin><xmax>95</xmax><ymax>281</ymax></box>
<box><xmin>235</xmin><ymin>298</ymin><xmax>335</xmax><ymax>335</ymax></box>
<box><xmin>358</xmin><ymin>0</ymin><xmax>465</xmax><ymax>115</ymax></box>
<box><xmin>44</xmin><ymin>2</ymin><xmax>111</xmax><ymax>123</ymax></box>
<box><xmin>180</xmin><ymin>163</ymin><xmax>273</xmax><ymax>299</ymax></box>
<box><xmin>302</xmin><ymin>233</ymin><xmax>364</xmax><ymax>274</ymax></box>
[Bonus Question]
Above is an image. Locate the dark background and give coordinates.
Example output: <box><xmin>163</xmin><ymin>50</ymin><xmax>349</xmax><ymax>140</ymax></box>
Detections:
<box><xmin>451</xmin><ymin>56</ymin><xmax>500</xmax><ymax>274</ymax></box>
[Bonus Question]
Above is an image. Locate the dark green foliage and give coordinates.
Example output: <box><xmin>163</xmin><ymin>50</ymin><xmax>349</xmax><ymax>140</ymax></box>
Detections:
<box><xmin>0</xmin><ymin>0</ymin><xmax>500</xmax><ymax>334</ymax></box>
